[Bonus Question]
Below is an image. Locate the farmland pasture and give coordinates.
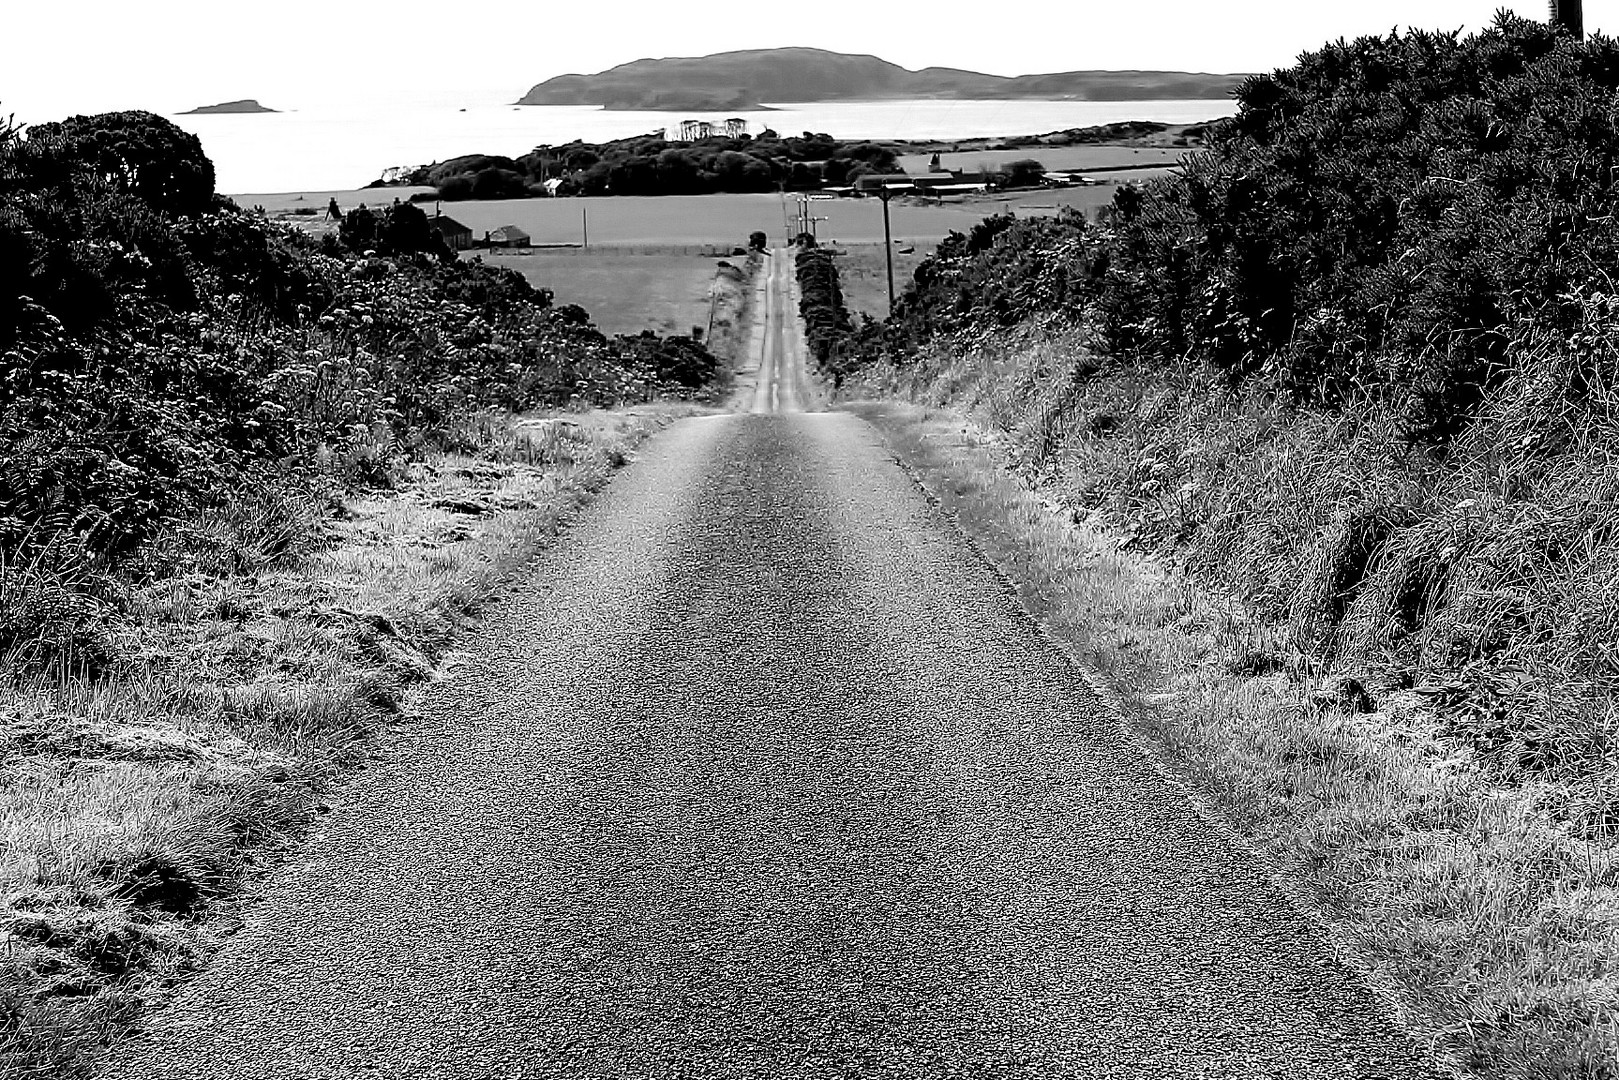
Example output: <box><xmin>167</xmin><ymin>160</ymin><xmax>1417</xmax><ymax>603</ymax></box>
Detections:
<box><xmin>233</xmin><ymin>175</ymin><xmax>1179</xmax><ymax>257</ymax></box>
<box><xmin>475</xmin><ymin>250</ymin><xmax>734</xmax><ymax>338</ymax></box>
<box><xmin>236</xmin><ymin>189</ymin><xmax>1116</xmax><ymax>247</ymax></box>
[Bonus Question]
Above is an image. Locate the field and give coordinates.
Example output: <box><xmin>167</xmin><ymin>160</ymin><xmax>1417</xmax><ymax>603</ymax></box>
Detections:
<box><xmin>832</xmin><ymin>243</ymin><xmax>933</xmax><ymax>320</ymax></box>
<box><xmin>475</xmin><ymin>250</ymin><xmax>735</xmax><ymax>338</ymax></box>
<box><xmin>897</xmin><ymin>145</ymin><xmax>1185</xmax><ymax>174</ymax></box>
<box><xmin>239</xmin><ymin>186</ymin><xmax>1169</xmax><ymax>252</ymax></box>
<box><xmin>237</xmin><ymin>179</ymin><xmax>1177</xmax><ymax>337</ymax></box>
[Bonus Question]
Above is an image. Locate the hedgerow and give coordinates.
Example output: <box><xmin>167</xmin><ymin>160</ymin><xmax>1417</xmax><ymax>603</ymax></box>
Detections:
<box><xmin>793</xmin><ymin>241</ymin><xmax>858</xmax><ymax>382</ymax></box>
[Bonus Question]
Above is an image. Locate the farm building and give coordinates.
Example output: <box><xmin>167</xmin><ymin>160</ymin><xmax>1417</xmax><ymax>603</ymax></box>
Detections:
<box><xmin>428</xmin><ymin>214</ymin><xmax>473</xmax><ymax>251</ymax></box>
<box><xmin>485</xmin><ymin>225</ymin><xmax>531</xmax><ymax>249</ymax></box>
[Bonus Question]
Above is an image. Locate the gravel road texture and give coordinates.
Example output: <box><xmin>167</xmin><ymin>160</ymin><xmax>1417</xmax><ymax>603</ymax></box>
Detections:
<box><xmin>104</xmin><ymin>254</ymin><xmax>1445</xmax><ymax>1080</ymax></box>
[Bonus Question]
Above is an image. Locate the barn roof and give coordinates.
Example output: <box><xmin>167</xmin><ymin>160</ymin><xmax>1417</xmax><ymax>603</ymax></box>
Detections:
<box><xmin>428</xmin><ymin>215</ymin><xmax>471</xmax><ymax>235</ymax></box>
<box><xmin>488</xmin><ymin>224</ymin><xmax>530</xmax><ymax>241</ymax></box>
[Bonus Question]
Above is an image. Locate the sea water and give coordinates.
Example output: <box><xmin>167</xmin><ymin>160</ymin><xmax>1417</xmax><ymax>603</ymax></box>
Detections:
<box><xmin>157</xmin><ymin>99</ymin><xmax>1231</xmax><ymax>195</ymax></box>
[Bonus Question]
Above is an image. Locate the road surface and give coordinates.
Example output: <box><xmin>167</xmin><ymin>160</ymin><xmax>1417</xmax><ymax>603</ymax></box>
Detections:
<box><xmin>741</xmin><ymin>249</ymin><xmax>812</xmax><ymax>414</ymax></box>
<box><xmin>106</xmin><ymin>258</ymin><xmax>1444</xmax><ymax>1080</ymax></box>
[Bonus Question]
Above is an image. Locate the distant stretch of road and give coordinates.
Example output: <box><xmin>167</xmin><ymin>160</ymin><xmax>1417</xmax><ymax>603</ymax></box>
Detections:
<box><xmin>107</xmin><ymin>269</ymin><xmax>1446</xmax><ymax>1078</ymax></box>
<box><xmin>750</xmin><ymin>249</ymin><xmax>809</xmax><ymax>414</ymax></box>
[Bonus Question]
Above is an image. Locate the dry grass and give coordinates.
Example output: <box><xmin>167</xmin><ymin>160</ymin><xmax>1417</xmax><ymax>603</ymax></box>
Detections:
<box><xmin>849</xmin><ymin>317</ymin><xmax>1619</xmax><ymax>1078</ymax></box>
<box><xmin>0</xmin><ymin>406</ymin><xmax>690</xmax><ymax>1077</ymax></box>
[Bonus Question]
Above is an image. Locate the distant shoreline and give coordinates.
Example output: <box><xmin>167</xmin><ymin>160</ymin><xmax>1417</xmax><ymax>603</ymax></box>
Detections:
<box><xmin>179</xmin><ymin>99</ymin><xmax>1232</xmax><ymax>194</ymax></box>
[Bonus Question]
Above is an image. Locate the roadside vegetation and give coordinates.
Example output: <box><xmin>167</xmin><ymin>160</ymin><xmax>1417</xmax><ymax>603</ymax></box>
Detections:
<box><xmin>793</xmin><ymin>239</ymin><xmax>856</xmax><ymax>388</ymax></box>
<box><xmin>0</xmin><ymin>109</ymin><xmax>728</xmax><ymax>1075</ymax></box>
<box><xmin>837</xmin><ymin>14</ymin><xmax>1619</xmax><ymax>1076</ymax></box>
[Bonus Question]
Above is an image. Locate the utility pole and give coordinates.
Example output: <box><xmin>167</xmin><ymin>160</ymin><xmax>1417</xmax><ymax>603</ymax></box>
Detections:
<box><xmin>879</xmin><ymin>186</ymin><xmax>896</xmax><ymax>316</ymax></box>
<box><xmin>582</xmin><ymin>206</ymin><xmax>589</xmax><ymax>249</ymax></box>
<box><xmin>1551</xmin><ymin>0</ymin><xmax>1584</xmax><ymax>37</ymax></box>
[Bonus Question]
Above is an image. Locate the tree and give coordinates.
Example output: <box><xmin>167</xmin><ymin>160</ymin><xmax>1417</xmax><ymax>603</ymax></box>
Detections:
<box><xmin>28</xmin><ymin>111</ymin><xmax>215</xmax><ymax>215</ymax></box>
<box><xmin>378</xmin><ymin>202</ymin><xmax>447</xmax><ymax>259</ymax></box>
<box><xmin>748</xmin><ymin>231</ymin><xmax>768</xmax><ymax>251</ymax></box>
<box><xmin>998</xmin><ymin>159</ymin><xmax>1047</xmax><ymax>189</ymax></box>
<box><xmin>340</xmin><ymin>206</ymin><xmax>378</xmax><ymax>251</ymax></box>
<box><xmin>469</xmin><ymin>168</ymin><xmax>526</xmax><ymax>200</ymax></box>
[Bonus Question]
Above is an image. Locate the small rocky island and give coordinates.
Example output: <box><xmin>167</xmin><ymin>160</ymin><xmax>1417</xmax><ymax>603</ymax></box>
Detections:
<box><xmin>181</xmin><ymin>99</ymin><xmax>277</xmax><ymax>114</ymax></box>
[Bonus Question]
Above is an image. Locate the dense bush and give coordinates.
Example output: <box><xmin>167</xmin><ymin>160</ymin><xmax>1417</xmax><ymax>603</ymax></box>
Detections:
<box><xmin>857</xmin><ymin>14</ymin><xmax>1619</xmax><ymax>786</ymax></box>
<box><xmin>1099</xmin><ymin>13</ymin><xmax>1619</xmax><ymax>438</ymax></box>
<box><xmin>889</xmin><ymin>211</ymin><xmax>1092</xmax><ymax>340</ymax></box>
<box><xmin>0</xmin><ymin>111</ymin><xmax>721</xmax><ymax>575</ymax></box>
<box><xmin>794</xmin><ymin>242</ymin><xmax>859</xmax><ymax>383</ymax></box>
<box><xmin>873</xmin><ymin>15</ymin><xmax>1619</xmax><ymax>444</ymax></box>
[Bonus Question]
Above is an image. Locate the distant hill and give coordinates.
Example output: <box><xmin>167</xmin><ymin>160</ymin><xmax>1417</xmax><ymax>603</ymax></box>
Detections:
<box><xmin>518</xmin><ymin>47</ymin><xmax>1246</xmax><ymax>111</ymax></box>
<box><xmin>181</xmin><ymin>99</ymin><xmax>277</xmax><ymax>115</ymax></box>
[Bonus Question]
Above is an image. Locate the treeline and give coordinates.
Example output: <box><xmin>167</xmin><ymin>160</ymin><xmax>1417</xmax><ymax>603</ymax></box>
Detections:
<box><xmin>1</xmin><ymin>110</ymin><xmax>720</xmax><ymax>656</ymax></box>
<box><xmin>404</xmin><ymin>131</ymin><xmax>900</xmax><ymax>200</ymax></box>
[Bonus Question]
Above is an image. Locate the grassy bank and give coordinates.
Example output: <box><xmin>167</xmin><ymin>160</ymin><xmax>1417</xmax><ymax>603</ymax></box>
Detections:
<box><xmin>1</xmin><ymin>407</ymin><xmax>691</xmax><ymax>1077</ymax></box>
<box><xmin>850</xmin><ymin>327</ymin><xmax>1618</xmax><ymax>1076</ymax></box>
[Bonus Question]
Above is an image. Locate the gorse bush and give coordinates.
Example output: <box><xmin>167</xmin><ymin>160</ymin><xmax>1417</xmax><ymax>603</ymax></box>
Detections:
<box><xmin>882</xmin><ymin>14</ymin><xmax>1619</xmax><ymax>441</ymax></box>
<box><xmin>890</xmin><ymin>211</ymin><xmax>1093</xmax><ymax>339</ymax></box>
<box><xmin>794</xmin><ymin>243</ymin><xmax>858</xmax><ymax>382</ymax></box>
<box><xmin>1105</xmin><ymin>13</ymin><xmax>1619</xmax><ymax>437</ymax></box>
<box><xmin>0</xmin><ymin>110</ymin><xmax>721</xmax><ymax>573</ymax></box>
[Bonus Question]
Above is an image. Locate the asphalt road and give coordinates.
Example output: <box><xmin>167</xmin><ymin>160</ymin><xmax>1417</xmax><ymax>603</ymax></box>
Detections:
<box><xmin>744</xmin><ymin>249</ymin><xmax>811</xmax><ymax>414</ymax></box>
<box><xmin>106</xmin><ymin>268</ymin><xmax>1444</xmax><ymax>1080</ymax></box>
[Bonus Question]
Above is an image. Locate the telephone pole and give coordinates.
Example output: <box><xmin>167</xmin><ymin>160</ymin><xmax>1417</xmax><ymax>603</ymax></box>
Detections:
<box><xmin>1551</xmin><ymin>0</ymin><xmax>1584</xmax><ymax>37</ymax></box>
<box><xmin>879</xmin><ymin>186</ymin><xmax>896</xmax><ymax>316</ymax></box>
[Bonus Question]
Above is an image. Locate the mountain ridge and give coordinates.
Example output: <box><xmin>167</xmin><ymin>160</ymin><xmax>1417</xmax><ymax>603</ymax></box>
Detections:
<box><xmin>518</xmin><ymin>47</ymin><xmax>1246</xmax><ymax>111</ymax></box>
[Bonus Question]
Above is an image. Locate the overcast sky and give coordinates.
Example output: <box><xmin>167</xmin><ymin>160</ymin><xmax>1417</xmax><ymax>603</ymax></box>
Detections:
<box><xmin>5</xmin><ymin>0</ymin><xmax>1610</xmax><ymax>121</ymax></box>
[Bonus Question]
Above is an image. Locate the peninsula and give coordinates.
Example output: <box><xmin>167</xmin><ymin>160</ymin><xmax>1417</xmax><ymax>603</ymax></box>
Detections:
<box><xmin>519</xmin><ymin>47</ymin><xmax>1246</xmax><ymax>111</ymax></box>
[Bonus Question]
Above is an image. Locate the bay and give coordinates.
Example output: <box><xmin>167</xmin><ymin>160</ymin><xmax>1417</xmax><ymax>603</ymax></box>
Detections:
<box><xmin>168</xmin><ymin>99</ymin><xmax>1232</xmax><ymax>195</ymax></box>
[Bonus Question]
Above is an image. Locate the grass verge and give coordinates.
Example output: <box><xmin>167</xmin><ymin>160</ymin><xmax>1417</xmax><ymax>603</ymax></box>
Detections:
<box><xmin>0</xmin><ymin>407</ymin><xmax>690</xmax><ymax>1078</ymax></box>
<box><xmin>849</xmin><ymin>396</ymin><xmax>1618</xmax><ymax>1079</ymax></box>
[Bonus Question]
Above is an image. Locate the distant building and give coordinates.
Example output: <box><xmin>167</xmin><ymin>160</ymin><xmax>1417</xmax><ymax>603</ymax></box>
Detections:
<box><xmin>542</xmin><ymin>178</ymin><xmax>565</xmax><ymax>196</ymax></box>
<box><xmin>855</xmin><ymin>174</ymin><xmax>916</xmax><ymax>195</ymax></box>
<box><xmin>909</xmin><ymin>173</ymin><xmax>960</xmax><ymax>193</ymax></box>
<box><xmin>428</xmin><ymin>214</ymin><xmax>473</xmax><ymax>251</ymax></box>
<box><xmin>485</xmin><ymin>225</ymin><xmax>531</xmax><ymax>249</ymax></box>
